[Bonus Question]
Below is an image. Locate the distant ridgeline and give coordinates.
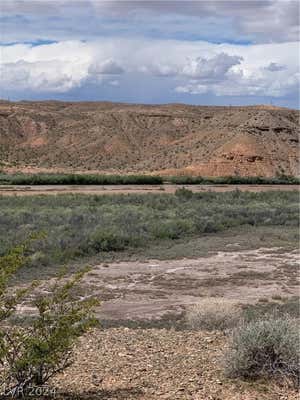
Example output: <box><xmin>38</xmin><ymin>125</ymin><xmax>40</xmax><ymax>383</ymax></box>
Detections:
<box><xmin>0</xmin><ymin>102</ymin><xmax>299</xmax><ymax>177</ymax></box>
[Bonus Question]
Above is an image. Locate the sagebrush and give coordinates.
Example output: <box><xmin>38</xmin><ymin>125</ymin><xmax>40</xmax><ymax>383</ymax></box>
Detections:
<box><xmin>224</xmin><ymin>316</ymin><xmax>299</xmax><ymax>385</ymax></box>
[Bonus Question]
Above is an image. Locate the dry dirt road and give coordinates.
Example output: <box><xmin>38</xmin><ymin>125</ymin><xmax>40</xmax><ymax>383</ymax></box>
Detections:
<box><xmin>0</xmin><ymin>184</ymin><xmax>299</xmax><ymax>196</ymax></box>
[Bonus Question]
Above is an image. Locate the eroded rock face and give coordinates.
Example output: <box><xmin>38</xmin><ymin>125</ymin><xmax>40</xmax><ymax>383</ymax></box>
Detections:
<box><xmin>0</xmin><ymin>101</ymin><xmax>299</xmax><ymax>177</ymax></box>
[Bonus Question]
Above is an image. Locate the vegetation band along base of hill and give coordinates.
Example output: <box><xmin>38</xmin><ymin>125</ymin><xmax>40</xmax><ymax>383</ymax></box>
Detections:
<box><xmin>0</xmin><ymin>173</ymin><xmax>299</xmax><ymax>185</ymax></box>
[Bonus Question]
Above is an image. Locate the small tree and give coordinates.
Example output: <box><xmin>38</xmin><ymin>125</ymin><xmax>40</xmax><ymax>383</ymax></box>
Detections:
<box><xmin>0</xmin><ymin>243</ymin><xmax>99</xmax><ymax>397</ymax></box>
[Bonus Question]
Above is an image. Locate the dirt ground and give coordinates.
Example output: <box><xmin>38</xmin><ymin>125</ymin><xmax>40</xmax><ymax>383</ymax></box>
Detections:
<box><xmin>50</xmin><ymin>327</ymin><xmax>298</xmax><ymax>400</ymax></box>
<box><xmin>77</xmin><ymin>247</ymin><xmax>300</xmax><ymax>321</ymax></box>
<box><xmin>10</xmin><ymin>242</ymin><xmax>300</xmax><ymax>399</ymax></box>
<box><xmin>0</xmin><ymin>184</ymin><xmax>298</xmax><ymax>196</ymax></box>
<box><xmin>17</xmin><ymin>247</ymin><xmax>299</xmax><ymax>322</ymax></box>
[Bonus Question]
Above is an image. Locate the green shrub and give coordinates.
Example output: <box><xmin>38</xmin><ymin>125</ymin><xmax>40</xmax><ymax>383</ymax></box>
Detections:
<box><xmin>0</xmin><ymin>244</ymin><xmax>99</xmax><ymax>396</ymax></box>
<box><xmin>152</xmin><ymin>219</ymin><xmax>193</xmax><ymax>240</ymax></box>
<box><xmin>175</xmin><ymin>187</ymin><xmax>194</xmax><ymax>199</ymax></box>
<box><xmin>224</xmin><ymin>316</ymin><xmax>299</xmax><ymax>385</ymax></box>
<box><xmin>88</xmin><ymin>228</ymin><xmax>129</xmax><ymax>252</ymax></box>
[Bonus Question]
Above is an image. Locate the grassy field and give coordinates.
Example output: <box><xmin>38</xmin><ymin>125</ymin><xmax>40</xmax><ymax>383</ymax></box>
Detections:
<box><xmin>1</xmin><ymin>190</ymin><xmax>298</xmax><ymax>281</ymax></box>
<box><xmin>0</xmin><ymin>172</ymin><xmax>299</xmax><ymax>185</ymax></box>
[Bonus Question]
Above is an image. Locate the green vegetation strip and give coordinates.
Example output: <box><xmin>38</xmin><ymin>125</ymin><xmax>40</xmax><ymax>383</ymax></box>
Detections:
<box><xmin>0</xmin><ymin>190</ymin><xmax>298</xmax><ymax>273</ymax></box>
<box><xmin>0</xmin><ymin>173</ymin><xmax>299</xmax><ymax>185</ymax></box>
<box><xmin>166</xmin><ymin>175</ymin><xmax>300</xmax><ymax>185</ymax></box>
<box><xmin>0</xmin><ymin>173</ymin><xmax>163</xmax><ymax>185</ymax></box>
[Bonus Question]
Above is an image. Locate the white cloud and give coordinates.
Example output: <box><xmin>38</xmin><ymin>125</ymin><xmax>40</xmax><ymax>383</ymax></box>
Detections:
<box><xmin>264</xmin><ymin>62</ymin><xmax>286</xmax><ymax>72</ymax></box>
<box><xmin>0</xmin><ymin>38</ymin><xmax>298</xmax><ymax>98</ymax></box>
<box><xmin>181</xmin><ymin>53</ymin><xmax>242</xmax><ymax>80</ymax></box>
<box><xmin>143</xmin><ymin>52</ymin><xmax>242</xmax><ymax>81</ymax></box>
<box><xmin>0</xmin><ymin>59</ymin><xmax>88</xmax><ymax>92</ymax></box>
<box><xmin>88</xmin><ymin>59</ymin><xmax>124</xmax><ymax>76</ymax></box>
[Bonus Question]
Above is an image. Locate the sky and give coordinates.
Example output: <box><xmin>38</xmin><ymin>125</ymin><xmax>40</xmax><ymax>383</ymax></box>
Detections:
<box><xmin>0</xmin><ymin>0</ymin><xmax>299</xmax><ymax>108</ymax></box>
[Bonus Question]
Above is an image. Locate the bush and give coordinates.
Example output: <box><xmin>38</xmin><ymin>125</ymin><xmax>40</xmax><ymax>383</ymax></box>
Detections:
<box><xmin>175</xmin><ymin>187</ymin><xmax>194</xmax><ymax>199</ymax></box>
<box><xmin>224</xmin><ymin>316</ymin><xmax>299</xmax><ymax>385</ymax></box>
<box><xmin>186</xmin><ymin>298</ymin><xmax>241</xmax><ymax>332</ymax></box>
<box><xmin>0</xmin><ymin>244</ymin><xmax>99</xmax><ymax>397</ymax></box>
<box><xmin>152</xmin><ymin>219</ymin><xmax>193</xmax><ymax>240</ymax></box>
<box><xmin>88</xmin><ymin>228</ymin><xmax>129</xmax><ymax>252</ymax></box>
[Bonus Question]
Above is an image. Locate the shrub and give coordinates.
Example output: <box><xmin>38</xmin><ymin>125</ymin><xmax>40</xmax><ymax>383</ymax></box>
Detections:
<box><xmin>186</xmin><ymin>298</ymin><xmax>241</xmax><ymax>332</ymax></box>
<box><xmin>152</xmin><ymin>219</ymin><xmax>193</xmax><ymax>240</ymax></box>
<box><xmin>242</xmin><ymin>296</ymin><xmax>300</xmax><ymax>322</ymax></box>
<box><xmin>224</xmin><ymin>316</ymin><xmax>299</xmax><ymax>385</ymax></box>
<box><xmin>175</xmin><ymin>187</ymin><xmax>194</xmax><ymax>199</ymax></box>
<box><xmin>0</xmin><ymin>244</ymin><xmax>99</xmax><ymax>397</ymax></box>
<box><xmin>88</xmin><ymin>228</ymin><xmax>129</xmax><ymax>252</ymax></box>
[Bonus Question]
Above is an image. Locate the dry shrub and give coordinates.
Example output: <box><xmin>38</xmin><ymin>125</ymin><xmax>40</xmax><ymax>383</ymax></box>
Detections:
<box><xmin>224</xmin><ymin>316</ymin><xmax>299</xmax><ymax>385</ymax></box>
<box><xmin>186</xmin><ymin>298</ymin><xmax>242</xmax><ymax>332</ymax></box>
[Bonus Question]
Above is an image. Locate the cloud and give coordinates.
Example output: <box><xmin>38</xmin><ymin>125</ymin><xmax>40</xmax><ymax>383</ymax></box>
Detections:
<box><xmin>0</xmin><ymin>59</ymin><xmax>87</xmax><ymax>92</ymax></box>
<box><xmin>181</xmin><ymin>53</ymin><xmax>242</xmax><ymax>80</ymax></box>
<box><xmin>0</xmin><ymin>1</ymin><xmax>299</xmax><ymax>44</ymax></box>
<box><xmin>108</xmin><ymin>80</ymin><xmax>120</xmax><ymax>86</ymax></box>
<box><xmin>144</xmin><ymin>53</ymin><xmax>242</xmax><ymax>81</ymax></box>
<box><xmin>265</xmin><ymin>62</ymin><xmax>286</xmax><ymax>72</ymax></box>
<box><xmin>0</xmin><ymin>38</ymin><xmax>298</xmax><ymax>100</ymax></box>
<box><xmin>175</xmin><ymin>64</ymin><xmax>299</xmax><ymax>98</ymax></box>
<box><xmin>88</xmin><ymin>59</ymin><xmax>125</xmax><ymax>76</ymax></box>
<box><xmin>0</xmin><ymin>40</ymin><xmax>92</xmax><ymax>92</ymax></box>
<box><xmin>90</xmin><ymin>0</ymin><xmax>300</xmax><ymax>43</ymax></box>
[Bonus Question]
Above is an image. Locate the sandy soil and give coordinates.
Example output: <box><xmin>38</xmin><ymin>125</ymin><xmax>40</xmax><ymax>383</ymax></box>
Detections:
<box><xmin>0</xmin><ymin>184</ymin><xmax>299</xmax><ymax>196</ymax></box>
<box><xmin>18</xmin><ymin>247</ymin><xmax>299</xmax><ymax>321</ymax></box>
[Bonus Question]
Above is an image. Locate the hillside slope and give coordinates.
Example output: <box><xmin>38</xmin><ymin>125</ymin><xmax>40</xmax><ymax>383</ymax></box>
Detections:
<box><xmin>0</xmin><ymin>101</ymin><xmax>299</xmax><ymax>176</ymax></box>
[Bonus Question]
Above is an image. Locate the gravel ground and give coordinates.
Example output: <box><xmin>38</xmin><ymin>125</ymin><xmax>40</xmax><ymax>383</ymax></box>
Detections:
<box><xmin>51</xmin><ymin>328</ymin><xmax>298</xmax><ymax>400</ymax></box>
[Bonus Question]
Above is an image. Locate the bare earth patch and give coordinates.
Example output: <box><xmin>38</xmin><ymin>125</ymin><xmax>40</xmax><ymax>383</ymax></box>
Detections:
<box><xmin>85</xmin><ymin>247</ymin><xmax>299</xmax><ymax>321</ymax></box>
<box><xmin>17</xmin><ymin>247</ymin><xmax>299</xmax><ymax>322</ymax></box>
<box><xmin>0</xmin><ymin>184</ymin><xmax>298</xmax><ymax>196</ymax></box>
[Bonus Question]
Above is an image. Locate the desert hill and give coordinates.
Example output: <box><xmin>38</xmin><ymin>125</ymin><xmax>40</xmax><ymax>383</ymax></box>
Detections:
<box><xmin>0</xmin><ymin>101</ymin><xmax>299</xmax><ymax>177</ymax></box>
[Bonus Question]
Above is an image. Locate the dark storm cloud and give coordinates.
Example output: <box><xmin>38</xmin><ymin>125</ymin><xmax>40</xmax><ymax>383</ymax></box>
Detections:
<box><xmin>1</xmin><ymin>0</ymin><xmax>299</xmax><ymax>43</ymax></box>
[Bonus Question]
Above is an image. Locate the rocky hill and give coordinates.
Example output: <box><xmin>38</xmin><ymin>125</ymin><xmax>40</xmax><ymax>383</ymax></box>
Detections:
<box><xmin>0</xmin><ymin>101</ymin><xmax>299</xmax><ymax>176</ymax></box>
